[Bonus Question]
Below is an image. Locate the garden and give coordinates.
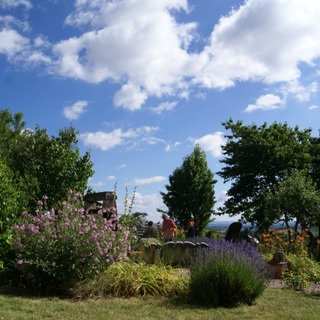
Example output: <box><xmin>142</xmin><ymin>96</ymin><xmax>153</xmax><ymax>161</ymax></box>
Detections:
<box><xmin>2</xmin><ymin>191</ymin><xmax>320</xmax><ymax>320</ymax></box>
<box><xmin>2</xmin><ymin>110</ymin><xmax>320</xmax><ymax>319</ymax></box>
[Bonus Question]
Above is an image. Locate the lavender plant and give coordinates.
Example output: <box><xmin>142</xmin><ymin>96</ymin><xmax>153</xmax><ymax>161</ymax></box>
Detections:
<box><xmin>12</xmin><ymin>191</ymin><xmax>134</xmax><ymax>290</ymax></box>
<box><xmin>189</xmin><ymin>238</ymin><xmax>270</xmax><ymax>307</ymax></box>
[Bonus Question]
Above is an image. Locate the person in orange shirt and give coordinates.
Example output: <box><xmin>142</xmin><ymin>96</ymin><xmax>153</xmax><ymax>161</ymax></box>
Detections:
<box><xmin>161</xmin><ymin>213</ymin><xmax>177</xmax><ymax>242</ymax></box>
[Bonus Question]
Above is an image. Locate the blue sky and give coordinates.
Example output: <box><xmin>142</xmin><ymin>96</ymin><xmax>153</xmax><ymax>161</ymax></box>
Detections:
<box><xmin>1</xmin><ymin>0</ymin><xmax>320</xmax><ymax>223</ymax></box>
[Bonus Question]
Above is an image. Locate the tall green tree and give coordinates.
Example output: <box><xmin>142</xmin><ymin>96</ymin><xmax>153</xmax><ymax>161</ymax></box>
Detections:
<box><xmin>218</xmin><ymin>118</ymin><xmax>315</xmax><ymax>229</ymax></box>
<box><xmin>0</xmin><ymin>108</ymin><xmax>94</xmax><ymax>211</ymax></box>
<box><xmin>160</xmin><ymin>144</ymin><xmax>217</xmax><ymax>235</ymax></box>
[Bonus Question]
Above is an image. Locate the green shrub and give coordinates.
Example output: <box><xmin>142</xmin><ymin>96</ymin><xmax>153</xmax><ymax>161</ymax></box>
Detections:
<box><xmin>189</xmin><ymin>239</ymin><xmax>269</xmax><ymax>308</ymax></box>
<box><xmin>0</xmin><ymin>161</ymin><xmax>25</xmax><ymax>233</ymax></box>
<box><xmin>284</xmin><ymin>253</ymin><xmax>320</xmax><ymax>290</ymax></box>
<box><xmin>72</xmin><ymin>261</ymin><xmax>189</xmax><ymax>298</ymax></box>
<box><xmin>0</xmin><ymin>230</ymin><xmax>19</xmax><ymax>285</ymax></box>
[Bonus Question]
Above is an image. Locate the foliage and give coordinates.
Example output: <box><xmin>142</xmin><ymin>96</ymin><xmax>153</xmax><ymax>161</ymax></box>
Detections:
<box><xmin>0</xmin><ymin>108</ymin><xmax>94</xmax><ymax>212</ymax></box>
<box><xmin>72</xmin><ymin>261</ymin><xmax>189</xmax><ymax>298</ymax></box>
<box><xmin>11</xmin><ymin>191</ymin><xmax>134</xmax><ymax>291</ymax></box>
<box><xmin>258</xmin><ymin>227</ymin><xmax>320</xmax><ymax>291</ymax></box>
<box><xmin>0</xmin><ymin>108</ymin><xmax>26</xmax><ymax>163</ymax></box>
<box><xmin>264</xmin><ymin>169</ymin><xmax>320</xmax><ymax>233</ymax></box>
<box><xmin>160</xmin><ymin>144</ymin><xmax>217</xmax><ymax>236</ymax></box>
<box><xmin>0</xmin><ymin>161</ymin><xmax>26</xmax><ymax>233</ymax></box>
<box><xmin>189</xmin><ymin>239</ymin><xmax>269</xmax><ymax>307</ymax></box>
<box><xmin>204</xmin><ymin>229</ymin><xmax>222</xmax><ymax>239</ymax></box>
<box><xmin>218</xmin><ymin>119</ymin><xmax>316</xmax><ymax>229</ymax></box>
<box><xmin>0</xmin><ymin>230</ymin><xmax>17</xmax><ymax>285</ymax></box>
<box><xmin>284</xmin><ymin>253</ymin><xmax>320</xmax><ymax>290</ymax></box>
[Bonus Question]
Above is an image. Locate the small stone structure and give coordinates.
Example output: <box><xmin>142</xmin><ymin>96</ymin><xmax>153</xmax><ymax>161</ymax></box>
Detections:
<box><xmin>143</xmin><ymin>241</ymin><xmax>209</xmax><ymax>266</ymax></box>
<box><xmin>83</xmin><ymin>191</ymin><xmax>117</xmax><ymax>218</ymax></box>
<box><xmin>137</xmin><ymin>221</ymin><xmax>162</xmax><ymax>238</ymax></box>
<box><xmin>268</xmin><ymin>251</ymin><xmax>290</xmax><ymax>279</ymax></box>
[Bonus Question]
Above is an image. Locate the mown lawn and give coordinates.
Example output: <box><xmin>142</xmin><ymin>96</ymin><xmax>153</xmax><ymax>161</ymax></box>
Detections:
<box><xmin>1</xmin><ymin>287</ymin><xmax>320</xmax><ymax>320</ymax></box>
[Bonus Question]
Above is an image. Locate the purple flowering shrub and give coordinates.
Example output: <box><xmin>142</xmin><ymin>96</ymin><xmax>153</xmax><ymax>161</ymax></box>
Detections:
<box><xmin>12</xmin><ymin>191</ymin><xmax>135</xmax><ymax>290</ymax></box>
<box><xmin>189</xmin><ymin>238</ymin><xmax>270</xmax><ymax>307</ymax></box>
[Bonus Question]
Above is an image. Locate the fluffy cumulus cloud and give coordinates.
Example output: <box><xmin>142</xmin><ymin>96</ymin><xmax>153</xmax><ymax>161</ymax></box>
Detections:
<box><xmin>123</xmin><ymin>191</ymin><xmax>165</xmax><ymax>221</ymax></box>
<box><xmin>79</xmin><ymin>126</ymin><xmax>159</xmax><ymax>150</ymax></box>
<box><xmin>195</xmin><ymin>0</ymin><xmax>320</xmax><ymax>89</ymax></box>
<box><xmin>244</xmin><ymin>94</ymin><xmax>285</xmax><ymax>113</ymax></box>
<box><xmin>63</xmin><ymin>100</ymin><xmax>88</xmax><ymax>120</ymax></box>
<box><xmin>192</xmin><ymin>132</ymin><xmax>225</xmax><ymax>158</ymax></box>
<box><xmin>53</xmin><ymin>0</ymin><xmax>320</xmax><ymax>109</ymax></box>
<box><xmin>52</xmin><ymin>0</ymin><xmax>195</xmax><ymax>110</ymax></box>
<box><xmin>113</xmin><ymin>82</ymin><xmax>147</xmax><ymax>111</ymax></box>
<box><xmin>0</xmin><ymin>28</ymin><xmax>29</xmax><ymax>56</ymax></box>
<box><xmin>2</xmin><ymin>0</ymin><xmax>320</xmax><ymax>109</ymax></box>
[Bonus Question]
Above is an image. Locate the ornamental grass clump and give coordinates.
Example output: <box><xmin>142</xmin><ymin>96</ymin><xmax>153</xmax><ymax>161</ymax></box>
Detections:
<box><xmin>72</xmin><ymin>261</ymin><xmax>189</xmax><ymax>298</ymax></box>
<box><xmin>189</xmin><ymin>239</ymin><xmax>270</xmax><ymax>308</ymax></box>
<box><xmin>12</xmin><ymin>191</ymin><xmax>135</xmax><ymax>291</ymax></box>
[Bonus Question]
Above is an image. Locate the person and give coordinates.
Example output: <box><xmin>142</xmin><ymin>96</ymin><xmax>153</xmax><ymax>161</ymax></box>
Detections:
<box><xmin>142</xmin><ymin>220</ymin><xmax>157</xmax><ymax>238</ymax></box>
<box><xmin>161</xmin><ymin>213</ymin><xmax>177</xmax><ymax>242</ymax></box>
<box><xmin>187</xmin><ymin>220</ymin><xmax>196</xmax><ymax>238</ymax></box>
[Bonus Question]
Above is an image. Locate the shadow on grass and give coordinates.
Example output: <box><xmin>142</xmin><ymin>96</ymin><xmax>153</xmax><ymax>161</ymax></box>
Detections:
<box><xmin>0</xmin><ymin>285</ymin><xmax>73</xmax><ymax>300</ymax></box>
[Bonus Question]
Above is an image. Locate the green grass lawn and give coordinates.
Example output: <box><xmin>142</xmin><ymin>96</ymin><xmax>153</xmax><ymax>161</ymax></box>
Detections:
<box><xmin>1</xmin><ymin>287</ymin><xmax>320</xmax><ymax>320</ymax></box>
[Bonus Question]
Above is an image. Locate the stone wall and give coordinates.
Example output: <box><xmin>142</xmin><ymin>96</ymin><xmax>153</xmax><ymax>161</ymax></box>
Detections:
<box><xmin>142</xmin><ymin>241</ymin><xmax>209</xmax><ymax>266</ymax></box>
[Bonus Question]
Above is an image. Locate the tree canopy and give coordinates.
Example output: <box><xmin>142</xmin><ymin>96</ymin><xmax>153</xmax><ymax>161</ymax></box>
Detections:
<box><xmin>264</xmin><ymin>169</ymin><xmax>320</xmax><ymax>235</ymax></box>
<box><xmin>218</xmin><ymin>118</ymin><xmax>318</xmax><ymax>230</ymax></box>
<box><xmin>0</xmin><ymin>161</ymin><xmax>26</xmax><ymax>233</ymax></box>
<box><xmin>0</xmin><ymin>108</ymin><xmax>94</xmax><ymax>212</ymax></box>
<box><xmin>160</xmin><ymin>144</ymin><xmax>217</xmax><ymax>235</ymax></box>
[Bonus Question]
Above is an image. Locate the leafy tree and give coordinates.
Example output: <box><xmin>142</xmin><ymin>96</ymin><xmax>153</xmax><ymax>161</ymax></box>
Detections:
<box><xmin>120</xmin><ymin>212</ymin><xmax>148</xmax><ymax>228</ymax></box>
<box><xmin>310</xmin><ymin>134</ymin><xmax>320</xmax><ymax>189</ymax></box>
<box><xmin>0</xmin><ymin>108</ymin><xmax>26</xmax><ymax>163</ymax></box>
<box><xmin>218</xmin><ymin>118</ymin><xmax>315</xmax><ymax>229</ymax></box>
<box><xmin>264</xmin><ymin>169</ymin><xmax>320</xmax><ymax>237</ymax></box>
<box><xmin>0</xmin><ymin>108</ymin><xmax>94</xmax><ymax>211</ymax></box>
<box><xmin>0</xmin><ymin>161</ymin><xmax>26</xmax><ymax>233</ymax></box>
<box><xmin>160</xmin><ymin>144</ymin><xmax>217</xmax><ymax>235</ymax></box>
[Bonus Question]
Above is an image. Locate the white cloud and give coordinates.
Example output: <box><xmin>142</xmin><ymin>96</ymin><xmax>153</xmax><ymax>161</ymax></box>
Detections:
<box><xmin>244</xmin><ymin>94</ymin><xmax>284</xmax><ymax>113</ymax></box>
<box><xmin>113</xmin><ymin>82</ymin><xmax>147</xmax><ymax>111</ymax></box>
<box><xmin>309</xmin><ymin>105</ymin><xmax>319</xmax><ymax>110</ymax></box>
<box><xmin>0</xmin><ymin>0</ymin><xmax>32</xmax><ymax>9</ymax></box>
<box><xmin>150</xmin><ymin>101</ymin><xmax>178</xmax><ymax>114</ymax></box>
<box><xmin>52</xmin><ymin>0</ymin><xmax>196</xmax><ymax>109</ymax></box>
<box><xmin>192</xmin><ymin>131</ymin><xmax>225</xmax><ymax>158</ymax></box>
<box><xmin>3</xmin><ymin>0</ymin><xmax>320</xmax><ymax>110</ymax></box>
<box><xmin>281</xmin><ymin>80</ymin><xmax>318</xmax><ymax>102</ymax></box>
<box><xmin>63</xmin><ymin>100</ymin><xmax>89</xmax><ymax>120</ymax></box>
<box><xmin>120</xmin><ymin>191</ymin><xmax>165</xmax><ymax>221</ymax></box>
<box><xmin>107</xmin><ymin>175</ymin><xmax>116</xmax><ymax>180</ymax></box>
<box><xmin>194</xmin><ymin>0</ymin><xmax>320</xmax><ymax>88</ymax></box>
<box><xmin>0</xmin><ymin>28</ymin><xmax>29</xmax><ymax>56</ymax></box>
<box><xmin>132</xmin><ymin>176</ymin><xmax>166</xmax><ymax>186</ymax></box>
<box><xmin>79</xmin><ymin>126</ymin><xmax>159</xmax><ymax>151</ymax></box>
<box><xmin>215</xmin><ymin>190</ymin><xmax>228</xmax><ymax>210</ymax></box>
<box><xmin>0</xmin><ymin>16</ymin><xmax>30</xmax><ymax>32</ymax></box>
<box><xmin>164</xmin><ymin>141</ymin><xmax>180</xmax><ymax>152</ymax></box>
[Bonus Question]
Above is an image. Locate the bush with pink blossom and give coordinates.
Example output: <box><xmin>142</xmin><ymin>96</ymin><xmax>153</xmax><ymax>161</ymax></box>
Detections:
<box><xmin>12</xmin><ymin>191</ymin><xmax>135</xmax><ymax>291</ymax></box>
